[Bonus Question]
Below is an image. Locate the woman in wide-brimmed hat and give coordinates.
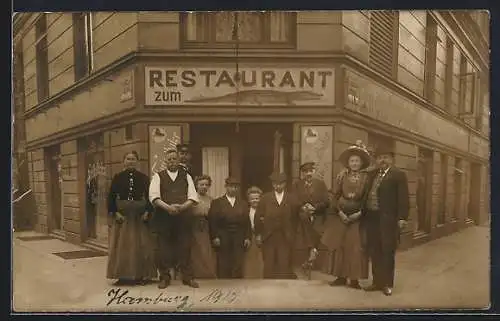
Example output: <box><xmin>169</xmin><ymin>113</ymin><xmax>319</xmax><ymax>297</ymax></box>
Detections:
<box><xmin>320</xmin><ymin>140</ymin><xmax>371</xmax><ymax>289</ymax></box>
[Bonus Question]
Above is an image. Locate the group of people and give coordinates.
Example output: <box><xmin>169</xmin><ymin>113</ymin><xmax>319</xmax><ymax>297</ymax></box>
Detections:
<box><xmin>106</xmin><ymin>140</ymin><xmax>409</xmax><ymax>296</ymax></box>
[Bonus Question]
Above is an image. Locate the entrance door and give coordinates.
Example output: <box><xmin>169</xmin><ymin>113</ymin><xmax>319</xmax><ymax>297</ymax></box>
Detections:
<box><xmin>240</xmin><ymin>124</ymin><xmax>292</xmax><ymax>193</ymax></box>
<box><xmin>452</xmin><ymin>158</ymin><xmax>463</xmax><ymax>221</ymax></box>
<box><xmin>416</xmin><ymin>148</ymin><xmax>433</xmax><ymax>233</ymax></box>
<box><xmin>46</xmin><ymin>145</ymin><xmax>63</xmax><ymax>231</ymax></box>
<box><xmin>190</xmin><ymin>123</ymin><xmax>292</xmax><ymax>196</ymax></box>
<box><xmin>81</xmin><ymin>134</ymin><xmax>108</xmax><ymax>244</ymax></box>
<box><xmin>468</xmin><ymin>163</ymin><xmax>481</xmax><ymax>223</ymax></box>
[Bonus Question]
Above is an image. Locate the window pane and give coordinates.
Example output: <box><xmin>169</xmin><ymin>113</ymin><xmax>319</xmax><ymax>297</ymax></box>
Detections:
<box><xmin>270</xmin><ymin>12</ymin><xmax>290</xmax><ymax>42</ymax></box>
<box><xmin>236</xmin><ymin>12</ymin><xmax>262</xmax><ymax>42</ymax></box>
<box><xmin>215</xmin><ymin>12</ymin><xmax>236</xmax><ymax>42</ymax></box>
<box><xmin>185</xmin><ymin>12</ymin><xmax>208</xmax><ymax>41</ymax></box>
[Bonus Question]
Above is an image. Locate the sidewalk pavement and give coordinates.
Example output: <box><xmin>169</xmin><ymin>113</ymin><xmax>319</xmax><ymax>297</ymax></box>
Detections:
<box><xmin>12</xmin><ymin>226</ymin><xmax>490</xmax><ymax>312</ymax></box>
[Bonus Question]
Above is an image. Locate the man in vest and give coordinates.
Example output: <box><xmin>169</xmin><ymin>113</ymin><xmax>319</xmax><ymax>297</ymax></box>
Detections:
<box><xmin>363</xmin><ymin>144</ymin><xmax>409</xmax><ymax>296</ymax></box>
<box><xmin>149</xmin><ymin>148</ymin><xmax>199</xmax><ymax>288</ymax></box>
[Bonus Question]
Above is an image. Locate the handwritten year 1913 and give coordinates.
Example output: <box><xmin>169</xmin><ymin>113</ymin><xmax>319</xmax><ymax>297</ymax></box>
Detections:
<box><xmin>199</xmin><ymin>288</ymin><xmax>242</xmax><ymax>304</ymax></box>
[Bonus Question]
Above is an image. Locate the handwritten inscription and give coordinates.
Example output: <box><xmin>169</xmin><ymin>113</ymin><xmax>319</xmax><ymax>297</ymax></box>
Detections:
<box><xmin>199</xmin><ymin>288</ymin><xmax>242</xmax><ymax>304</ymax></box>
<box><xmin>106</xmin><ymin>288</ymin><xmax>242</xmax><ymax>310</ymax></box>
<box><xmin>106</xmin><ymin>288</ymin><xmax>192</xmax><ymax>310</ymax></box>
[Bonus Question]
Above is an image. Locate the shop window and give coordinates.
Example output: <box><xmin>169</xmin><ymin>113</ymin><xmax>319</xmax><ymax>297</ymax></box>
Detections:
<box><xmin>73</xmin><ymin>12</ymin><xmax>94</xmax><ymax>81</ymax></box>
<box><xmin>35</xmin><ymin>14</ymin><xmax>49</xmax><ymax>102</ymax></box>
<box><xmin>181</xmin><ymin>11</ymin><xmax>296</xmax><ymax>48</ymax></box>
<box><xmin>416</xmin><ymin>148</ymin><xmax>432</xmax><ymax>233</ymax></box>
<box><xmin>369</xmin><ymin>11</ymin><xmax>399</xmax><ymax>78</ymax></box>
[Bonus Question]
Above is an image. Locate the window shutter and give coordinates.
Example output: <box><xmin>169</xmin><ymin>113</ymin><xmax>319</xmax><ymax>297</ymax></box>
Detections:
<box><xmin>369</xmin><ymin>11</ymin><xmax>398</xmax><ymax>78</ymax></box>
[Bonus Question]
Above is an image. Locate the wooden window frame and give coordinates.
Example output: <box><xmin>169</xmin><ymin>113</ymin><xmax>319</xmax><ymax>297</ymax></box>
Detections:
<box><xmin>180</xmin><ymin>12</ymin><xmax>297</xmax><ymax>49</ymax></box>
<box><xmin>35</xmin><ymin>14</ymin><xmax>49</xmax><ymax>102</ymax></box>
<box><xmin>443</xmin><ymin>36</ymin><xmax>454</xmax><ymax>112</ymax></box>
<box><xmin>424</xmin><ymin>14</ymin><xmax>437</xmax><ymax>103</ymax></box>
<box><xmin>72</xmin><ymin>12</ymin><xmax>94</xmax><ymax>82</ymax></box>
<box><xmin>458</xmin><ymin>54</ymin><xmax>476</xmax><ymax>117</ymax></box>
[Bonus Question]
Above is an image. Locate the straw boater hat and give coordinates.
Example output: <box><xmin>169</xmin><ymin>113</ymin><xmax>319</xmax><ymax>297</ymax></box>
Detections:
<box><xmin>339</xmin><ymin>140</ymin><xmax>371</xmax><ymax>170</ymax></box>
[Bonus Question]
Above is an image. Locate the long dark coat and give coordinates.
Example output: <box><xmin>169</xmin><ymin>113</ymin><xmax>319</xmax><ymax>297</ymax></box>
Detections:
<box><xmin>254</xmin><ymin>191</ymin><xmax>299</xmax><ymax>279</ymax></box>
<box><xmin>366</xmin><ymin>167</ymin><xmax>410</xmax><ymax>251</ymax></box>
<box><xmin>208</xmin><ymin>196</ymin><xmax>251</xmax><ymax>278</ymax></box>
<box><xmin>291</xmin><ymin>178</ymin><xmax>330</xmax><ymax>266</ymax></box>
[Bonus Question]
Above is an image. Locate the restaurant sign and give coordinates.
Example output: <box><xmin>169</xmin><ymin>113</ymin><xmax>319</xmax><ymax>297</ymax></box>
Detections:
<box><xmin>145</xmin><ymin>67</ymin><xmax>335</xmax><ymax>106</ymax></box>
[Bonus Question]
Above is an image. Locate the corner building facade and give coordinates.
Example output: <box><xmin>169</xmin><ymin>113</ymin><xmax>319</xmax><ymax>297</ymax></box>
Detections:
<box><xmin>13</xmin><ymin>11</ymin><xmax>490</xmax><ymax>251</ymax></box>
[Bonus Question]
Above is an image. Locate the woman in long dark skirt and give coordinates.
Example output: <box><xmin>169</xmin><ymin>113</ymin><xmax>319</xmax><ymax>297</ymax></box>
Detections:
<box><xmin>106</xmin><ymin>151</ymin><xmax>157</xmax><ymax>286</ymax></box>
<box><xmin>321</xmin><ymin>141</ymin><xmax>371</xmax><ymax>289</ymax></box>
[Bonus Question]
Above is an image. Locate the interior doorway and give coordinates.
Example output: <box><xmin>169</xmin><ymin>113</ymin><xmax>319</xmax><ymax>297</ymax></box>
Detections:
<box><xmin>46</xmin><ymin>145</ymin><xmax>63</xmax><ymax>232</ymax></box>
<box><xmin>190</xmin><ymin>123</ymin><xmax>293</xmax><ymax>197</ymax></box>
<box><xmin>239</xmin><ymin>123</ymin><xmax>292</xmax><ymax>193</ymax></box>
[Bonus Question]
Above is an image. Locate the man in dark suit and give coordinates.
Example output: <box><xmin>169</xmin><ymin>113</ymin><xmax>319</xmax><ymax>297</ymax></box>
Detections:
<box><xmin>208</xmin><ymin>177</ymin><xmax>251</xmax><ymax>279</ymax></box>
<box><xmin>363</xmin><ymin>144</ymin><xmax>409</xmax><ymax>296</ymax></box>
<box><xmin>254</xmin><ymin>172</ymin><xmax>298</xmax><ymax>279</ymax></box>
<box><xmin>292</xmin><ymin>162</ymin><xmax>330</xmax><ymax>270</ymax></box>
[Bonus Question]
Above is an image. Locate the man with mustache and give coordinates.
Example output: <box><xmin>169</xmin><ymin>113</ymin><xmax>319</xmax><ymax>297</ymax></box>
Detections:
<box><xmin>363</xmin><ymin>144</ymin><xmax>409</xmax><ymax>296</ymax></box>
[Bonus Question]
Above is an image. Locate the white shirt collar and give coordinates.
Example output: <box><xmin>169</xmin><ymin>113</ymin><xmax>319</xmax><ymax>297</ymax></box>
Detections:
<box><xmin>274</xmin><ymin>191</ymin><xmax>284</xmax><ymax>205</ymax></box>
<box><xmin>225</xmin><ymin>194</ymin><xmax>236</xmax><ymax>206</ymax></box>
<box><xmin>249</xmin><ymin>207</ymin><xmax>256</xmax><ymax>230</ymax></box>
<box><xmin>167</xmin><ymin>170</ymin><xmax>178</xmax><ymax>180</ymax></box>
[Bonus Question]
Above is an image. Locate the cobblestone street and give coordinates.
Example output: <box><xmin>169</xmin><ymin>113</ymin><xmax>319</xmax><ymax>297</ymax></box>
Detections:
<box><xmin>12</xmin><ymin>226</ymin><xmax>489</xmax><ymax>312</ymax></box>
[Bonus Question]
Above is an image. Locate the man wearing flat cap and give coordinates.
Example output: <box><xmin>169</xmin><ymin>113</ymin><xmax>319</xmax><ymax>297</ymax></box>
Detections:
<box><xmin>254</xmin><ymin>172</ymin><xmax>298</xmax><ymax>279</ymax></box>
<box><xmin>292</xmin><ymin>162</ymin><xmax>330</xmax><ymax>272</ymax></box>
<box><xmin>208</xmin><ymin>177</ymin><xmax>251</xmax><ymax>279</ymax></box>
<box><xmin>176</xmin><ymin>143</ymin><xmax>192</xmax><ymax>175</ymax></box>
<box><xmin>363</xmin><ymin>144</ymin><xmax>409</xmax><ymax>296</ymax></box>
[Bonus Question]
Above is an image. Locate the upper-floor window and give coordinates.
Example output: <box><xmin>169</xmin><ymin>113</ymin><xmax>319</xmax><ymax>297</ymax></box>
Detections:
<box><xmin>181</xmin><ymin>11</ymin><xmax>296</xmax><ymax>48</ymax></box>
<box><xmin>369</xmin><ymin>11</ymin><xmax>399</xmax><ymax>78</ymax></box>
<box><xmin>35</xmin><ymin>14</ymin><xmax>49</xmax><ymax>102</ymax></box>
<box><xmin>73</xmin><ymin>13</ymin><xmax>94</xmax><ymax>81</ymax></box>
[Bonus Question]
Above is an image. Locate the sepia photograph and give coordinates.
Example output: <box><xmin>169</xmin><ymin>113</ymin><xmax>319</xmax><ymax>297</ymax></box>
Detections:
<box><xmin>11</xmin><ymin>10</ymin><xmax>490</xmax><ymax>312</ymax></box>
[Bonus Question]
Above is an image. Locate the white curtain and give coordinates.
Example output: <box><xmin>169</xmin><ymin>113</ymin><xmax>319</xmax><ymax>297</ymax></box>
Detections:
<box><xmin>202</xmin><ymin>147</ymin><xmax>230</xmax><ymax>199</ymax></box>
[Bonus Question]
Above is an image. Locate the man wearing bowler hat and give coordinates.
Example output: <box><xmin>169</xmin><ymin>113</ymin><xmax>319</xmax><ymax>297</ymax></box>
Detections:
<box><xmin>254</xmin><ymin>172</ymin><xmax>298</xmax><ymax>279</ymax></box>
<box><xmin>208</xmin><ymin>177</ymin><xmax>251</xmax><ymax>279</ymax></box>
<box><xmin>363</xmin><ymin>143</ymin><xmax>409</xmax><ymax>296</ymax></box>
<box><xmin>292</xmin><ymin>162</ymin><xmax>330</xmax><ymax>272</ymax></box>
<box><xmin>176</xmin><ymin>143</ymin><xmax>192</xmax><ymax>175</ymax></box>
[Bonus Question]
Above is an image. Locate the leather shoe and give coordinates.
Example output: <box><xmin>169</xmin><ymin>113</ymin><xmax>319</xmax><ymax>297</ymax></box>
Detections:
<box><xmin>349</xmin><ymin>280</ymin><xmax>362</xmax><ymax>289</ymax></box>
<box><xmin>328</xmin><ymin>277</ymin><xmax>347</xmax><ymax>286</ymax></box>
<box><xmin>158</xmin><ymin>278</ymin><xmax>171</xmax><ymax>289</ymax></box>
<box><xmin>363</xmin><ymin>284</ymin><xmax>382</xmax><ymax>292</ymax></box>
<box><xmin>182</xmin><ymin>279</ymin><xmax>200</xmax><ymax>288</ymax></box>
<box><xmin>383</xmin><ymin>286</ymin><xmax>393</xmax><ymax>296</ymax></box>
